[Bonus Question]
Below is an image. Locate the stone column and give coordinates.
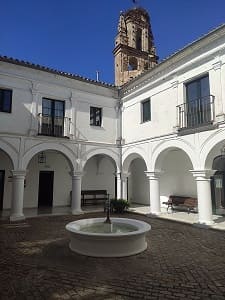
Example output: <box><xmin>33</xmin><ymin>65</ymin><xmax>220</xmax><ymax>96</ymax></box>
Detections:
<box><xmin>115</xmin><ymin>172</ymin><xmax>122</xmax><ymax>199</ymax></box>
<box><xmin>121</xmin><ymin>172</ymin><xmax>129</xmax><ymax>200</ymax></box>
<box><xmin>145</xmin><ymin>171</ymin><xmax>161</xmax><ymax>215</ymax></box>
<box><xmin>10</xmin><ymin>170</ymin><xmax>26</xmax><ymax>221</ymax></box>
<box><xmin>191</xmin><ymin>170</ymin><xmax>215</xmax><ymax>226</ymax></box>
<box><xmin>71</xmin><ymin>171</ymin><xmax>83</xmax><ymax>215</ymax></box>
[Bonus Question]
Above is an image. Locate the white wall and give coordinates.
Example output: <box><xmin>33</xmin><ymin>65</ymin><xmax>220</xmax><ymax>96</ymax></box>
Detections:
<box><xmin>0</xmin><ymin>151</ymin><xmax>13</xmax><ymax>209</ymax></box>
<box><xmin>122</xmin><ymin>34</ymin><xmax>225</xmax><ymax>144</ymax></box>
<box><xmin>128</xmin><ymin>158</ymin><xmax>149</xmax><ymax>205</ymax></box>
<box><xmin>82</xmin><ymin>156</ymin><xmax>116</xmax><ymax>198</ymax></box>
<box><xmin>0</xmin><ymin>61</ymin><xmax>119</xmax><ymax>144</ymax></box>
<box><xmin>24</xmin><ymin>151</ymin><xmax>72</xmax><ymax>208</ymax></box>
<box><xmin>160</xmin><ymin>150</ymin><xmax>197</xmax><ymax>205</ymax></box>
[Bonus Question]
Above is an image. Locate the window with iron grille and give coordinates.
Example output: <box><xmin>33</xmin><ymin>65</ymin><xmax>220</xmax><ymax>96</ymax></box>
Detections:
<box><xmin>141</xmin><ymin>98</ymin><xmax>151</xmax><ymax>123</ymax></box>
<box><xmin>0</xmin><ymin>88</ymin><xmax>12</xmax><ymax>113</ymax></box>
<box><xmin>185</xmin><ymin>75</ymin><xmax>211</xmax><ymax>127</ymax></box>
<box><xmin>90</xmin><ymin>106</ymin><xmax>102</xmax><ymax>126</ymax></box>
<box><xmin>41</xmin><ymin>98</ymin><xmax>65</xmax><ymax>137</ymax></box>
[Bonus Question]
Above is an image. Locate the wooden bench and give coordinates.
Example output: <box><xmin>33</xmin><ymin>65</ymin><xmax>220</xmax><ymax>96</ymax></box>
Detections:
<box><xmin>81</xmin><ymin>190</ymin><xmax>109</xmax><ymax>206</ymax></box>
<box><xmin>163</xmin><ymin>195</ymin><xmax>198</xmax><ymax>213</ymax></box>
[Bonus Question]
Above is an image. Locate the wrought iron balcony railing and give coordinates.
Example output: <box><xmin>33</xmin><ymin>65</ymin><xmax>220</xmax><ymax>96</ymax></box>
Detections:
<box><xmin>177</xmin><ymin>95</ymin><xmax>215</xmax><ymax>129</ymax></box>
<box><xmin>38</xmin><ymin>113</ymin><xmax>71</xmax><ymax>138</ymax></box>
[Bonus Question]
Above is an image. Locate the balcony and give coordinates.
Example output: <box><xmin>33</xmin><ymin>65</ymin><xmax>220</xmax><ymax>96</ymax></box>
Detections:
<box><xmin>38</xmin><ymin>113</ymin><xmax>71</xmax><ymax>138</ymax></box>
<box><xmin>177</xmin><ymin>95</ymin><xmax>215</xmax><ymax>132</ymax></box>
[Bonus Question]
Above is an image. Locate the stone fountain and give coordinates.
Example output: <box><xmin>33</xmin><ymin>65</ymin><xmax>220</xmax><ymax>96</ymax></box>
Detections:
<box><xmin>66</xmin><ymin>199</ymin><xmax>151</xmax><ymax>257</ymax></box>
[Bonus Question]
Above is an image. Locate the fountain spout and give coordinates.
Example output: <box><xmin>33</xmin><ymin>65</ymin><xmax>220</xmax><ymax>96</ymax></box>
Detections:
<box><xmin>104</xmin><ymin>195</ymin><xmax>111</xmax><ymax>224</ymax></box>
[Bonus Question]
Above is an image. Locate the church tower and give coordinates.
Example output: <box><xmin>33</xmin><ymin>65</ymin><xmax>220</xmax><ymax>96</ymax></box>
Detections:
<box><xmin>113</xmin><ymin>7</ymin><xmax>158</xmax><ymax>86</ymax></box>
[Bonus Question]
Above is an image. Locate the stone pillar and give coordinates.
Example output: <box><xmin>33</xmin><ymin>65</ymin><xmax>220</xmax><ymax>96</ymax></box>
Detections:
<box><xmin>10</xmin><ymin>170</ymin><xmax>26</xmax><ymax>221</ymax></box>
<box><xmin>71</xmin><ymin>171</ymin><xmax>83</xmax><ymax>215</ymax></box>
<box><xmin>121</xmin><ymin>173</ymin><xmax>129</xmax><ymax>200</ymax></box>
<box><xmin>115</xmin><ymin>172</ymin><xmax>122</xmax><ymax>199</ymax></box>
<box><xmin>212</xmin><ymin>60</ymin><xmax>225</xmax><ymax>122</ymax></box>
<box><xmin>191</xmin><ymin>170</ymin><xmax>215</xmax><ymax>225</ymax></box>
<box><xmin>29</xmin><ymin>86</ymin><xmax>39</xmax><ymax>136</ymax></box>
<box><xmin>145</xmin><ymin>171</ymin><xmax>161</xmax><ymax>215</ymax></box>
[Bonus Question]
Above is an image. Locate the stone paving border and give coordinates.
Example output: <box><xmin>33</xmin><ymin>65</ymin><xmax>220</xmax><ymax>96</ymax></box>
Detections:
<box><xmin>1</xmin><ymin>212</ymin><xmax>225</xmax><ymax>299</ymax></box>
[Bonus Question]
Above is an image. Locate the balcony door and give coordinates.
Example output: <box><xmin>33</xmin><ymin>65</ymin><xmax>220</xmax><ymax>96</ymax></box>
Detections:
<box><xmin>186</xmin><ymin>75</ymin><xmax>211</xmax><ymax>127</ymax></box>
<box><xmin>42</xmin><ymin>98</ymin><xmax>65</xmax><ymax>137</ymax></box>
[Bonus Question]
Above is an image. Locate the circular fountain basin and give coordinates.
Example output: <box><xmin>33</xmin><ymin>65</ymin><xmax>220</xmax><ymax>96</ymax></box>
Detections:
<box><xmin>66</xmin><ymin>218</ymin><xmax>151</xmax><ymax>257</ymax></box>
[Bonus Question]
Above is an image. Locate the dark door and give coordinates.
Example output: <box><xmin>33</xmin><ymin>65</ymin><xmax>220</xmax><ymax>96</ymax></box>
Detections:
<box><xmin>38</xmin><ymin>171</ymin><xmax>54</xmax><ymax>207</ymax></box>
<box><xmin>0</xmin><ymin>170</ymin><xmax>5</xmax><ymax>210</ymax></box>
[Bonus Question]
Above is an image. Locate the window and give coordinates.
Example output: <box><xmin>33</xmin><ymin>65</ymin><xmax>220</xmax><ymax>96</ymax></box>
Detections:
<box><xmin>142</xmin><ymin>98</ymin><xmax>151</xmax><ymax>123</ymax></box>
<box><xmin>0</xmin><ymin>88</ymin><xmax>12</xmax><ymax>113</ymax></box>
<box><xmin>186</xmin><ymin>75</ymin><xmax>211</xmax><ymax>127</ymax></box>
<box><xmin>128</xmin><ymin>57</ymin><xmax>138</xmax><ymax>71</ymax></box>
<box><xmin>90</xmin><ymin>106</ymin><xmax>102</xmax><ymax>126</ymax></box>
<box><xmin>136</xmin><ymin>28</ymin><xmax>142</xmax><ymax>51</ymax></box>
<box><xmin>41</xmin><ymin>98</ymin><xmax>65</xmax><ymax>136</ymax></box>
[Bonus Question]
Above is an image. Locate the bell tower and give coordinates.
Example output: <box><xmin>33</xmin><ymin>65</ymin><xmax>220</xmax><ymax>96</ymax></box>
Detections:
<box><xmin>113</xmin><ymin>7</ymin><xmax>158</xmax><ymax>86</ymax></box>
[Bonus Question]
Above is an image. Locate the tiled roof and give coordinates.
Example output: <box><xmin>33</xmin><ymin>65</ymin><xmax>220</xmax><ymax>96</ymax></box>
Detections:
<box><xmin>0</xmin><ymin>55</ymin><xmax>116</xmax><ymax>89</ymax></box>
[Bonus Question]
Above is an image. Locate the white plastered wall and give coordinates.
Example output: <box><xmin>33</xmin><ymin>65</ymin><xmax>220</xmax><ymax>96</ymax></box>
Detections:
<box><xmin>0</xmin><ymin>151</ymin><xmax>13</xmax><ymax>209</ymax></box>
<box><xmin>159</xmin><ymin>149</ymin><xmax>197</xmax><ymax>206</ymax></box>
<box><xmin>82</xmin><ymin>156</ymin><xmax>116</xmax><ymax>198</ymax></box>
<box><xmin>24</xmin><ymin>151</ymin><xmax>72</xmax><ymax>208</ymax></box>
<box><xmin>128</xmin><ymin>158</ymin><xmax>149</xmax><ymax>205</ymax></box>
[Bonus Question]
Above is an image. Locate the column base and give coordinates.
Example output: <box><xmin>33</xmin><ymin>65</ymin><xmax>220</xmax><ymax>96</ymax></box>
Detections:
<box><xmin>72</xmin><ymin>209</ymin><xmax>84</xmax><ymax>215</ymax></box>
<box><xmin>147</xmin><ymin>212</ymin><xmax>160</xmax><ymax>218</ymax></box>
<box><xmin>193</xmin><ymin>220</ymin><xmax>214</xmax><ymax>229</ymax></box>
<box><xmin>10</xmin><ymin>214</ymin><xmax>25</xmax><ymax>222</ymax></box>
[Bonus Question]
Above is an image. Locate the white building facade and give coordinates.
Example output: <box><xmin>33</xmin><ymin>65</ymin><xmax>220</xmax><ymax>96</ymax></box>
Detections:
<box><xmin>1</xmin><ymin>24</ymin><xmax>225</xmax><ymax>226</ymax></box>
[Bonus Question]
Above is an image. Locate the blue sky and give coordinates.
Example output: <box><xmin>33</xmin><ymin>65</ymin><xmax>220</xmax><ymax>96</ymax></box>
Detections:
<box><xmin>0</xmin><ymin>0</ymin><xmax>225</xmax><ymax>84</ymax></box>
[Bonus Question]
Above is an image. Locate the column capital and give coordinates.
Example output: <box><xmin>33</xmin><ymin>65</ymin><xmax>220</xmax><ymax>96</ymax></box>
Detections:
<box><xmin>121</xmin><ymin>172</ymin><xmax>130</xmax><ymax>180</ymax></box>
<box><xmin>145</xmin><ymin>170</ymin><xmax>162</xmax><ymax>179</ymax></box>
<box><xmin>190</xmin><ymin>169</ymin><xmax>216</xmax><ymax>180</ymax></box>
<box><xmin>212</xmin><ymin>60</ymin><xmax>222</xmax><ymax>71</ymax></box>
<box><xmin>70</xmin><ymin>171</ymin><xmax>84</xmax><ymax>178</ymax></box>
<box><xmin>11</xmin><ymin>170</ymin><xmax>26</xmax><ymax>178</ymax></box>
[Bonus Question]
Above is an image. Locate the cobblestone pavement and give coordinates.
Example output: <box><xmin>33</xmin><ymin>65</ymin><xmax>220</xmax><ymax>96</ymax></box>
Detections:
<box><xmin>1</xmin><ymin>212</ymin><xmax>225</xmax><ymax>300</ymax></box>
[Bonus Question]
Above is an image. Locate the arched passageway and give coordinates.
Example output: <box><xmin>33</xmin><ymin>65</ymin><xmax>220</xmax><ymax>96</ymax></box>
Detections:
<box><xmin>25</xmin><ymin>150</ymin><xmax>72</xmax><ymax>209</ymax></box>
<box><xmin>122</xmin><ymin>153</ymin><xmax>148</xmax><ymax>205</ymax></box>
<box><xmin>128</xmin><ymin>158</ymin><xmax>149</xmax><ymax>205</ymax></box>
<box><xmin>211</xmin><ymin>155</ymin><xmax>225</xmax><ymax>215</ymax></box>
<box><xmin>82</xmin><ymin>154</ymin><xmax>117</xmax><ymax>199</ymax></box>
<box><xmin>0</xmin><ymin>149</ymin><xmax>14</xmax><ymax>211</ymax></box>
<box><xmin>159</xmin><ymin>149</ymin><xmax>196</xmax><ymax>204</ymax></box>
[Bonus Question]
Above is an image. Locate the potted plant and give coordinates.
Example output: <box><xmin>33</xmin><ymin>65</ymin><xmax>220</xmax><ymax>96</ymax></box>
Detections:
<box><xmin>111</xmin><ymin>199</ymin><xmax>129</xmax><ymax>214</ymax></box>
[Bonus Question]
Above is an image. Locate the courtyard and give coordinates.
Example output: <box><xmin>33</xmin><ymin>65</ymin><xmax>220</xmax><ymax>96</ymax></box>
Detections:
<box><xmin>1</xmin><ymin>212</ymin><xmax>225</xmax><ymax>299</ymax></box>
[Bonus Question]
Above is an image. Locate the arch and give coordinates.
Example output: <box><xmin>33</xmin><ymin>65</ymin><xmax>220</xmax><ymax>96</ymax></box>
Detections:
<box><xmin>212</xmin><ymin>155</ymin><xmax>225</xmax><ymax>171</ymax></box>
<box><xmin>151</xmin><ymin>139</ymin><xmax>196</xmax><ymax>171</ymax></box>
<box><xmin>22</xmin><ymin>142</ymin><xmax>76</xmax><ymax>170</ymax></box>
<box><xmin>122</xmin><ymin>151</ymin><xmax>148</xmax><ymax>173</ymax></box>
<box><xmin>0</xmin><ymin>140</ymin><xmax>17</xmax><ymax>169</ymax></box>
<box><xmin>201</xmin><ymin>129</ymin><xmax>225</xmax><ymax>169</ymax></box>
<box><xmin>128</xmin><ymin>57</ymin><xmax>138</xmax><ymax>71</ymax></box>
<box><xmin>82</xmin><ymin>148</ymin><xmax>119</xmax><ymax>171</ymax></box>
